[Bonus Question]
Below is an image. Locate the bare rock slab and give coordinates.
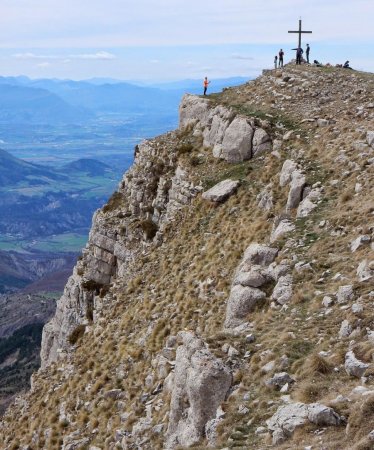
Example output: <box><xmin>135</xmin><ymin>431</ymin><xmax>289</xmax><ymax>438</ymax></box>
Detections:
<box><xmin>202</xmin><ymin>179</ymin><xmax>240</xmax><ymax>203</ymax></box>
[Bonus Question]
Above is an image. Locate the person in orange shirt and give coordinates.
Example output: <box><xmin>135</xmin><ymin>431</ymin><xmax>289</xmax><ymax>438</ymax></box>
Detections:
<box><xmin>203</xmin><ymin>77</ymin><xmax>211</xmax><ymax>95</ymax></box>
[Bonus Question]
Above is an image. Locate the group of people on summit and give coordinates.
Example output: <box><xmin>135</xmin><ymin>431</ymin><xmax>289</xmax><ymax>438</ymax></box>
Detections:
<box><xmin>203</xmin><ymin>43</ymin><xmax>353</xmax><ymax>97</ymax></box>
<box><xmin>274</xmin><ymin>44</ymin><xmax>310</xmax><ymax>68</ymax></box>
<box><xmin>274</xmin><ymin>45</ymin><xmax>352</xmax><ymax>70</ymax></box>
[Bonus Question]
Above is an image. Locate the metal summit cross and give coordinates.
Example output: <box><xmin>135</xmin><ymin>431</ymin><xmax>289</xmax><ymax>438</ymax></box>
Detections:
<box><xmin>288</xmin><ymin>19</ymin><xmax>312</xmax><ymax>48</ymax></box>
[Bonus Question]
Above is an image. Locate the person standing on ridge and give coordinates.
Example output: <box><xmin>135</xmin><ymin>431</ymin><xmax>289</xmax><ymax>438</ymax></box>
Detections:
<box><xmin>203</xmin><ymin>77</ymin><xmax>210</xmax><ymax>95</ymax></box>
<box><xmin>296</xmin><ymin>47</ymin><xmax>303</xmax><ymax>65</ymax></box>
<box><xmin>274</xmin><ymin>55</ymin><xmax>278</xmax><ymax>69</ymax></box>
<box><xmin>278</xmin><ymin>49</ymin><xmax>284</xmax><ymax>68</ymax></box>
<box><xmin>306</xmin><ymin>44</ymin><xmax>310</xmax><ymax>63</ymax></box>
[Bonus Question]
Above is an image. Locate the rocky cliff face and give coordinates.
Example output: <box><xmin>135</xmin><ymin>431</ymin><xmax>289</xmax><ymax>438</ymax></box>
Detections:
<box><xmin>1</xmin><ymin>66</ymin><xmax>374</xmax><ymax>450</ymax></box>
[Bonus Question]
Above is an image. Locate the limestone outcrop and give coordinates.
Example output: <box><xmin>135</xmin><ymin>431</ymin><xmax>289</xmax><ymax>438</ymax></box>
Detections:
<box><xmin>166</xmin><ymin>332</ymin><xmax>231</xmax><ymax>449</ymax></box>
<box><xmin>224</xmin><ymin>243</ymin><xmax>281</xmax><ymax>329</ymax></box>
<box><xmin>179</xmin><ymin>94</ymin><xmax>272</xmax><ymax>163</ymax></box>
<box><xmin>267</xmin><ymin>402</ymin><xmax>341</xmax><ymax>444</ymax></box>
<box><xmin>41</xmin><ymin>136</ymin><xmax>201</xmax><ymax>367</ymax></box>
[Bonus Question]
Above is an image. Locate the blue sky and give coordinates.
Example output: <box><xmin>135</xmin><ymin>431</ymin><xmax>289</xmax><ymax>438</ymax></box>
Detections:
<box><xmin>0</xmin><ymin>0</ymin><xmax>373</xmax><ymax>80</ymax></box>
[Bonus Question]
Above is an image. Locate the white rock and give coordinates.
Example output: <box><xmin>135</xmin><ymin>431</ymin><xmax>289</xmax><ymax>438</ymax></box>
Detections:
<box><xmin>352</xmin><ymin>303</ymin><xmax>364</xmax><ymax>314</ymax></box>
<box><xmin>221</xmin><ymin>117</ymin><xmax>254</xmax><ymax>163</ymax></box>
<box><xmin>351</xmin><ymin>235</ymin><xmax>371</xmax><ymax>252</ymax></box>
<box><xmin>233</xmin><ymin>267</ymin><xmax>267</xmax><ymax>288</ymax></box>
<box><xmin>279</xmin><ymin>160</ymin><xmax>298</xmax><ymax>187</ymax></box>
<box><xmin>252</xmin><ymin>128</ymin><xmax>272</xmax><ymax>156</ymax></box>
<box><xmin>283</xmin><ymin>130</ymin><xmax>294</xmax><ymax>141</ymax></box>
<box><xmin>287</xmin><ymin>170</ymin><xmax>306</xmax><ymax>210</ymax></box>
<box><xmin>272</xmin><ymin>275</ymin><xmax>293</xmax><ymax>305</ymax></box>
<box><xmin>224</xmin><ymin>285</ymin><xmax>266</xmax><ymax>328</ymax></box>
<box><xmin>257</xmin><ymin>184</ymin><xmax>274</xmax><ymax>210</ymax></box>
<box><xmin>296</xmin><ymin>197</ymin><xmax>318</xmax><ymax>218</ymax></box>
<box><xmin>266</xmin><ymin>402</ymin><xmax>340</xmax><ymax>444</ymax></box>
<box><xmin>270</xmin><ymin>219</ymin><xmax>295</xmax><ymax>243</ymax></box>
<box><xmin>265</xmin><ymin>372</ymin><xmax>295</xmax><ymax>390</ymax></box>
<box><xmin>242</xmin><ymin>243</ymin><xmax>278</xmax><ymax>266</ymax></box>
<box><xmin>202</xmin><ymin>179</ymin><xmax>240</xmax><ymax>203</ymax></box>
<box><xmin>336</xmin><ymin>285</ymin><xmax>354</xmax><ymax>304</ymax></box>
<box><xmin>345</xmin><ymin>351</ymin><xmax>370</xmax><ymax>378</ymax></box>
<box><xmin>166</xmin><ymin>332</ymin><xmax>231</xmax><ymax>449</ymax></box>
<box><xmin>339</xmin><ymin>320</ymin><xmax>352</xmax><ymax>339</ymax></box>
<box><xmin>357</xmin><ymin>259</ymin><xmax>374</xmax><ymax>282</ymax></box>
<box><xmin>322</xmin><ymin>296</ymin><xmax>333</xmax><ymax>308</ymax></box>
<box><xmin>179</xmin><ymin>94</ymin><xmax>210</xmax><ymax>129</ymax></box>
<box><xmin>262</xmin><ymin>360</ymin><xmax>276</xmax><ymax>373</ymax></box>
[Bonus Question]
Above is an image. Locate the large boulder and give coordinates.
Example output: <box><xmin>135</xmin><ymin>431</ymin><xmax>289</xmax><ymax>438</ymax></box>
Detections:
<box><xmin>203</xmin><ymin>106</ymin><xmax>234</xmax><ymax>148</ymax></box>
<box><xmin>179</xmin><ymin>94</ymin><xmax>210</xmax><ymax>129</ymax></box>
<box><xmin>252</xmin><ymin>128</ymin><xmax>272</xmax><ymax>156</ymax></box>
<box><xmin>166</xmin><ymin>332</ymin><xmax>231</xmax><ymax>449</ymax></box>
<box><xmin>220</xmin><ymin>117</ymin><xmax>254</xmax><ymax>163</ymax></box>
<box><xmin>224</xmin><ymin>285</ymin><xmax>266</xmax><ymax>328</ymax></box>
<box><xmin>267</xmin><ymin>402</ymin><xmax>341</xmax><ymax>444</ymax></box>
<box><xmin>242</xmin><ymin>243</ymin><xmax>279</xmax><ymax>267</ymax></box>
<box><xmin>202</xmin><ymin>179</ymin><xmax>240</xmax><ymax>203</ymax></box>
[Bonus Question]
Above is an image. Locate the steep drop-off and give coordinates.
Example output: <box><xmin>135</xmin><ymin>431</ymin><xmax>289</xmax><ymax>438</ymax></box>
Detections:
<box><xmin>1</xmin><ymin>66</ymin><xmax>373</xmax><ymax>450</ymax></box>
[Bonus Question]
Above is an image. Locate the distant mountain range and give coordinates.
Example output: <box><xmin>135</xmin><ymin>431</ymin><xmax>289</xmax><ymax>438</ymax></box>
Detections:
<box><xmin>0</xmin><ymin>75</ymin><xmax>251</xmax><ymax>124</ymax></box>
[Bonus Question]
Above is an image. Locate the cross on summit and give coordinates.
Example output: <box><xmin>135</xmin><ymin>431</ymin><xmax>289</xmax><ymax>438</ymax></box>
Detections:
<box><xmin>288</xmin><ymin>19</ymin><xmax>312</xmax><ymax>48</ymax></box>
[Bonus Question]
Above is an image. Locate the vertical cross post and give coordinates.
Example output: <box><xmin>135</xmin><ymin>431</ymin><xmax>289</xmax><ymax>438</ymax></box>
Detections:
<box><xmin>288</xmin><ymin>19</ymin><xmax>312</xmax><ymax>48</ymax></box>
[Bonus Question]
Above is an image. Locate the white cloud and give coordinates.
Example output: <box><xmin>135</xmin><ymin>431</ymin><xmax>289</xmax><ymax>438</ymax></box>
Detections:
<box><xmin>37</xmin><ymin>62</ymin><xmax>51</xmax><ymax>68</ymax></box>
<box><xmin>71</xmin><ymin>51</ymin><xmax>116</xmax><ymax>60</ymax></box>
<box><xmin>1</xmin><ymin>0</ymin><xmax>373</xmax><ymax>48</ymax></box>
<box><xmin>13</xmin><ymin>51</ymin><xmax>116</xmax><ymax>61</ymax></box>
<box><xmin>14</xmin><ymin>52</ymin><xmax>58</xmax><ymax>59</ymax></box>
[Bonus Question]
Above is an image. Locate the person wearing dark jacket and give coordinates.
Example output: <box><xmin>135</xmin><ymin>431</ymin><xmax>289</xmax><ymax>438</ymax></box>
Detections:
<box><xmin>296</xmin><ymin>47</ymin><xmax>304</xmax><ymax>65</ymax></box>
<box><xmin>306</xmin><ymin>44</ymin><xmax>310</xmax><ymax>63</ymax></box>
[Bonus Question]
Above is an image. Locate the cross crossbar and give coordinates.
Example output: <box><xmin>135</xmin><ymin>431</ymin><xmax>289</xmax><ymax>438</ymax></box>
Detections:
<box><xmin>288</xmin><ymin>19</ymin><xmax>312</xmax><ymax>48</ymax></box>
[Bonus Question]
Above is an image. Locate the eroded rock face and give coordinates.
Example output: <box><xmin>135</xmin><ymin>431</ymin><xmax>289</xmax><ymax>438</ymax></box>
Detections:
<box><xmin>166</xmin><ymin>332</ymin><xmax>231</xmax><ymax>449</ymax></box>
<box><xmin>41</xmin><ymin>136</ymin><xmax>200</xmax><ymax>368</ymax></box>
<box><xmin>179</xmin><ymin>94</ymin><xmax>272</xmax><ymax>163</ymax></box>
<box><xmin>179</xmin><ymin>94</ymin><xmax>210</xmax><ymax>129</ymax></box>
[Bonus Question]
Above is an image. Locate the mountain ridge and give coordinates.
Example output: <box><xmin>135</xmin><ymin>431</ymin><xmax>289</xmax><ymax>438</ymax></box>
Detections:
<box><xmin>0</xmin><ymin>65</ymin><xmax>373</xmax><ymax>449</ymax></box>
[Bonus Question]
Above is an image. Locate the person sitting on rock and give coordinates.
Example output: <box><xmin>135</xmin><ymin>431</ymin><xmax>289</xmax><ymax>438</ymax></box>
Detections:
<box><xmin>343</xmin><ymin>60</ymin><xmax>353</xmax><ymax>70</ymax></box>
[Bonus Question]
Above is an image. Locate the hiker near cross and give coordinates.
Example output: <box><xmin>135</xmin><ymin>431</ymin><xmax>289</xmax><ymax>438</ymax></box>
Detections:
<box><xmin>288</xmin><ymin>19</ymin><xmax>312</xmax><ymax>49</ymax></box>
